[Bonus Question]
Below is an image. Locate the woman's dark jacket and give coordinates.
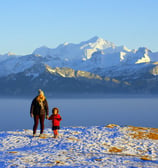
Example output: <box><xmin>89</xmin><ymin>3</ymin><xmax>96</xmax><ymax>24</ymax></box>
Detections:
<box><xmin>30</xmin><ymin>97</ymin><xmax>49</xmax><ymax>116</ymax></box>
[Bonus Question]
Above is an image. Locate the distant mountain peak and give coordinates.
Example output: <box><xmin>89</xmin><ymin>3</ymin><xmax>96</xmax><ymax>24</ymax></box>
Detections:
<box><xmin>63</xmin><ymin>42</ymin><xmax>69</xmax><ymax>46</ymax></box>
<box><xmin>81</xmin><ymin>36</ymin><xmax>114</xmax><ymax>46</ymax></box>
<box><xmin>137</xmin><ymin>47</ymin><xmax>152</xmax><ymax>53</ymax></box>
<box><xmin>86</xmin><ymin>36</ymin><xmax>100</xmax><ymax>43</ymax></box>
<box><xmin>7</xmin><ymin>52</ymin><xmax>16</xmax><ymax>56</ymax></box>
<box><xmin>33</xmin><ymin>46</ymin><xmax>50</xmax><ymax>57</ymax></box>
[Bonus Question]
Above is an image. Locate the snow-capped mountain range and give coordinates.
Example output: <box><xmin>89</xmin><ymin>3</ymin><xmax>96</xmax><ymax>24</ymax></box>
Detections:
<box><xmin>1</xmin><ymin>36</ymin><xmax>158</xmax><ymax>96</ymax></box>
<box><xmin>0</xmin><ymin>36</ymin><xmax>158</xmax><ymax>78</ymax></box>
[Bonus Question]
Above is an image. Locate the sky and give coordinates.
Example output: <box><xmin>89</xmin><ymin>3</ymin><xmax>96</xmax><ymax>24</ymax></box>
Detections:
<box><xmin>0</xmin><ymin>0</ymin><xmax>158</xmax><ymax>55</ymax></box>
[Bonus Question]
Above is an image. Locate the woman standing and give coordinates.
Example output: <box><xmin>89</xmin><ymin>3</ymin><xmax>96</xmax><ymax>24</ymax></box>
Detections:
<box><xmin>30</xmin><ymin>89</ymin><xmax>49</xmax><ymax>137</ymax></box>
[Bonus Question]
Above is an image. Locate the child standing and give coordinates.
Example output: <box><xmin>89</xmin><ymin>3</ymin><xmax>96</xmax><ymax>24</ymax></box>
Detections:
<box><xmin>48</xmin><ymin>107</ymin><xmax>62</xmax><ymax>138</ymax></box>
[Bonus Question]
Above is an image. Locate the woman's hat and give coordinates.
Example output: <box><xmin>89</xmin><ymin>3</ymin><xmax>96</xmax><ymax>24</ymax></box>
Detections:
<box><xmin>38</xmin><ymin>89</ymin><xmax>44</xmax><ymax>96</ymax></box>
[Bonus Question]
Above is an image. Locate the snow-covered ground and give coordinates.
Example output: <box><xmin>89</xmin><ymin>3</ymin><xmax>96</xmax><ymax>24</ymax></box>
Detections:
<box><xmin>1</xmin><ymin>124</ymin><xmax>158</xmax><ymax>167</ymax></box>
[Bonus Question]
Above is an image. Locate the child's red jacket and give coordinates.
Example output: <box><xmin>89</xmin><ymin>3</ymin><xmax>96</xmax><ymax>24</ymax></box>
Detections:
<box><xmin>48</xmin><ymin>114</ymin><xmax>62</xmax><ymax>126</ymax></box>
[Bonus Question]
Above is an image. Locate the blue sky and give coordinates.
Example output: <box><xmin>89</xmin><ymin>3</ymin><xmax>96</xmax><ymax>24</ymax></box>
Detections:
<box><xmin>0</xmin><ymin>0</ymin><xmax>158</xmax><ymax>55</ymax></box>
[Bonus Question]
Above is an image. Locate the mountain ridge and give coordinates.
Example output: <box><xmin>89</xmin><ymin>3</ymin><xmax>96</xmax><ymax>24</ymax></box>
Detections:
<box><xmin>1</xmin><ymin>36</ymin><xmax>158</xmax><ymax>96</ymax></box>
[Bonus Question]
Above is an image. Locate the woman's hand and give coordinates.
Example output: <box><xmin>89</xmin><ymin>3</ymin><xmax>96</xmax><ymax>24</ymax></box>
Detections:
<box><xmin>30</xmin><ymin>113</ymin><xmax>34</xmax><ymax>118</ymax></box>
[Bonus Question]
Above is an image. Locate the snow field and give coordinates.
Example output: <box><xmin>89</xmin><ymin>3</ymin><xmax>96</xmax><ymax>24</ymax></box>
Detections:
<box><xmin>0</xmin><ymin>125</ymin><xmax>158</xmax><ymax>167</ymax></box>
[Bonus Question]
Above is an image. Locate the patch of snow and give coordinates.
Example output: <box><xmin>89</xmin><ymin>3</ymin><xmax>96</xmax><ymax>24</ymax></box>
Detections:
<box><xmin>0</xmin><ymin>125</ymin><xmax>158</xmax><ymax>167</ymax></box>
<box><xmin>25</xmin><ymin>72</ymin><xmax>39</xmax><ymax>79</ymax></box>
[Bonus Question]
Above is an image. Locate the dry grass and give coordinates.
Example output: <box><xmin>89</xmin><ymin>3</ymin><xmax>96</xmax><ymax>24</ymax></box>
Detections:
<box><xmin>128</xmin><ymin>126</ymin><xmax>148</xmax><ymax>131</ymax></box>
<box><xmin>109</xmin><ymin>147</ymin><xmax>122</xmax><ymax>153</ymax></box>
<box><xmin>140</xmin><ymin>156</ymin><xmax>152</xmax><ymax>161</ymax></box>
<box><xmin>67</xmin><ymin>137</ymin><xmax>80</xmax><ymax>141</ymax></box>
<box><xmin>8</xmin><ymin>151</ymin><xmax>18</xmax><ymax>154</ymax></box>
<box><xmin>147</xmin><ymin>132</ymin><xmax>158</xmax><ymax>140</ymax></box>
<box><xmin>127</xmin><ymin>126</ymin><xmax>158</xmax><ymax>140</ymax></box>
<box><xmin>106</xmin><ymin>124</ymin><xmax>119</xmax><ymax>128</ymax></box>
<box><xmin>150</xmin><ymin>128</ymin><xmax>158</xmax><ymax>133</ymax></box>
<box><xmin>55</xmin><ymin>160</ymin><xmax>65</xmax><ymax>165</ymax></box>
<box><xmin>95</xmin><ymin>159</ymin><xmax>102</xmax><ymax>161</ymax></box>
